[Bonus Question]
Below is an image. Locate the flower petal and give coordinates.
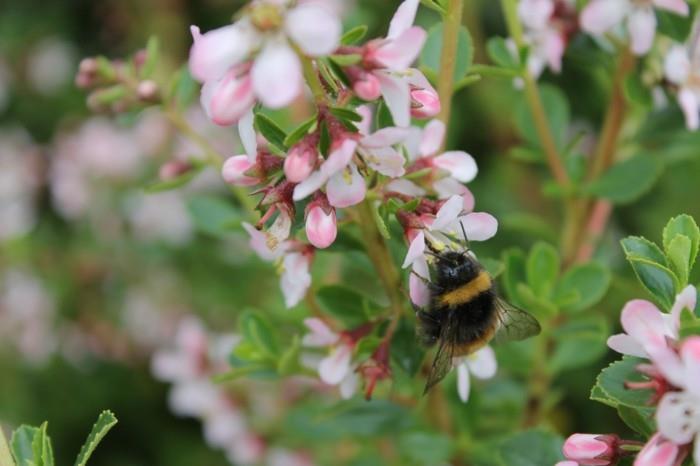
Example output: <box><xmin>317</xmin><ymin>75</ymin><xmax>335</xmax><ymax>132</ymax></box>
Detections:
<box><xmin>239</xmin><ymin>109</ymin><xmax>257</xmax><ymax>162</ymax></box>
<box><xmin>385</xmin><ymin>178</ymin><xmax>426</xmax><ymax>197</ymax></box>
<box><xmin>302</xmin><ymin>317</ymin><xmax>339</xmax><ymax>347</ymax></box>
<box><xmin>419</xmin><ymin>119</ymin><xmax>445</xmax><ymax>157</ymax></box>
<box><xmin>306</xmin><ymin>205</ymin><xmax>337</xmax><ymax>249</ymax></box>
<box><xmin>361</xmin><ymin>127</ymin><xmax>409</xmax><ymax>148</ymax></box>
<box><xmin>467</xmin><ymin>346</ymin><xmax>497</xmax><ymax>379</ymax></box>
<box><xmin>189</xmin><ymin>24</ymin><xmax>253</xmax><ymax>82</ymax></box>
<box><xmin>387</xmin><ymin>0</ymin><xmax>420</xmax><ymax>40</ymax></box>
<box><xmin>221</xmin><ymin>155</ymin><xmax>257</xmax><ymax>186</ymax></box>
<box><xmin>669</xmin><ymin>285</ymin><xmax>697</xmax><ymax>338</ymax></box>
<box><xmin>200</xmin><ymin>72</ymin><xmax>255</xmax><ymax>126</ymax></box>
<box><xmin>678</xmin><ymin>88</ymin><xmax>700</xmax><ymax>131</ymax></box>
<box><xmin>459</xmin><ymin>212</ymin><xmax>498</xmax><ymax>241</ymax></box>
<box><xmin>321</xmin><ymin>139</ymin><xmax>358</xmax><ymax>177</ymax></box>
<box><xmin>664</xmin><ymin>46</ymin><xmax>691</xmax><ymax>85</ymax></box>
<box><xmin>433</xmin><ymin>151</ymin><xmax>478</xmax><ymax>183</ymax></box>
<box><xmin>326</xmin><ymin>164</ymin><xmax>367</xmax><ymax>208</ymax></box>
<box><xmin>365</xmin><ymin>146</ymin><xmax>406</xmax><ymax>177</ymax></box>
<box><xmin>374</xmin><ymin>26</ymin><xmax>426</xmax><ymax>70</ymax></box>
<box><xmin>628</xmin><ymin>7</ymin><xmax>657</xmax><ymax>55</ymax></box>
<box><xmin>580</xmin><ymin>0</ymin><xmax>630</xmax><ymax>36</ymax></box>
<box><xmin>562</xmin><ymin>434</ymin><xmax>611</xmax><ymax>462</ymax></box>
<box><xmin>376</xmin><ymin>71</ymin><xmax>411</xmax><ymax>127</ymax></box>
<box><xmin>409</xmin><ymin>257</ymin><xmax>431</xmax><ymax>307</ymax></box>
<box><xmin>280</xmin><ymin>252</ymin><xmax>311</xmax><ymax>308</ymax></box>
<box><xmin>657</xmin><ymin>392</ymin><xmax>699</xmax><ymax>444</ymax></box>
<box><xmin>319</xmin><ymin>343</ymin><xmax>352</xmax><ymax>385</ymax></box>
<box><xmin>402</xmin><ymin>231</ymin><xmax>426</xmax><ymax>268</ymax></box>
<box><xmin>518</xmin><ymin>0</ymin><xmax>555</xmax><ymax>30</ymax></box>
<box><xmin>251</xmin><ymin>42</ymin><xmax>302</xmax><ymax>108</ymax></box>
<box><xmin>457</xmin><ymin>361</ymin><xmax>471</xmax><ymax>402</ymax></box>
<box><xmin>286</xmin><ymin>4</ymin><xmax>341</xmax><ymax>56</ymax></box>
<box><xmin>293</xmin><ymin>170</ymin><xmax>327</xmax><ymax>202</ymax></box>
<box><xmin>432</xmin><ymin>195</ymin><xmax>464</xmax><ymax>231</ymax></box>
<box><xmin>681</xmin><ymin>336</ymin><xmax>700</xmax><ymax>396</ymax></box>
<box><xmin>635</xmin><ymin>433</ymin><xmax>681</xmax><ymax>466</ymax></box>
<box><xmin>607</xmin><ymin>333</ymin><xmax>647</xmax><ymax>358</ymax></box>
<box><xmin>339</xmin><ymin>371</ymin><xmax>359</xmax><ymax>399</ymax></box>
<box><xmin>653</xmin><ymin>0</ymin><xmax>689</xmax><ymax>15</ymax></box>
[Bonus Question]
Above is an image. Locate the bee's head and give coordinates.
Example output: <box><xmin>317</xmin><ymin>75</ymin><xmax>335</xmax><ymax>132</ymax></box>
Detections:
<box><xmin>434</xmin><ymin>251</ymin><xmax>479</xmax><ymax>285</ymax></box>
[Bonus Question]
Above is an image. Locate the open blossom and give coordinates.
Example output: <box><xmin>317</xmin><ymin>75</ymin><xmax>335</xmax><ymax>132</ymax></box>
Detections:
<box><xmin>189</xmin><ymin>0</ymin><xmax>341</xmax><ymax>126</ymax></box>
<box><xmin>664</xmin><ymin>45</ymin><xmax>700</xmax><ymax>130</ymax></box>
<box><xmin>581</xmin><ymin>0</ymin><xmax>689</xmax><ymax>55</ymax></box>
<box><xmin>400</xmin><ymin>195</ymin><xmax>498</xmax><ymax>306</ymax></box>
<box><xmin>455</xmin><ymin>346</ymin><xmax>497</xmax><ymax>402</ymax></box>
<box><xmin>301</xmin><ymin>318</ymin><xmax>360</xmax><ymax>398</ymax></box>
<box><xmin>634</xmin><ymin>432</ymin><xmax>687</xmax><ymax>466</ymax></box>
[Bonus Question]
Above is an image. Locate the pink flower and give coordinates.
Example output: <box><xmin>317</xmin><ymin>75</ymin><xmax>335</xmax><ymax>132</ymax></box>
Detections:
<box><xmin>410</xmin><ymin>79</ymin><xmax>441</xmax><ymax>118</ymax></box>
<box><xmin>151</xmin><ymin>317</ymin><xmax>210</xmax><ymax>382</ymax></box>
<box><xmin>301</xmin><ymin>318</ymin><xmax>359</xmax><ymax>398</ymax></box>
<box><xmin>242</xmin><ymin>210</ymin><xmax>293</xmax><ymax>261</ymax></box>
<box><xmin>280</xmin><ymin>251</ymin><xmax>312</xmax><ymax>307</ymax></box>
<box><xmin>581</xmin><ymin>0</ymin><xmax>689</xmax><ymax>55</ymax></box>
<box><xmin>607</xmin><ymin>286</ymin><xmax>697</xmax><ymax>386</ymax></box>
<box><xmin>664</xmin><ymin>45</ymin><xmax>700</xmax><ymax>130</ymax></box>
<box><xmin>305</xmin><ymin>194</ymin><xmax>337</xmax><ymax>249</ymax></box>
<box><xmin>189</xmin><ymin>0</ymin><xmax>342</xmax><ymax>122</ymax></box>
<box><xmin>556</xmin><ymin>462</ymin><xmax>581</xmax><ymax>466</ymax></box>
<box><xmin>222</xmin><ymin>155</ymin><xmax>259</xmax><ymax>186</ymax></box>
<box><xmin>634</xmin><ymin>433</ymin><xmax>686</xmax><ymax>466</ymax></box>
<box><xmin>516</xmin><ymin>0</ymin><xmax>568</xmax><ymax>78</ymax></box>
<box><xmin>562</xmin><ymin>434</ymin><xmax>620</xmax><ymax>466</ymax></box>
<box><xmin>284</xmin><ymin>138</ymin><xmax>319</xmax><ymax>182</ymax></box>
<box><xmin>455</xmin><ymin>346</ymin><xmax>497</xmax><ymax>402</ymax></box>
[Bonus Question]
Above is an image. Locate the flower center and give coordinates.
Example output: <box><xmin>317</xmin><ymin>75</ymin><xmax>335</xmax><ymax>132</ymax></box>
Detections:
<box><xmin>249</xmin><ymin>3</ymin><xmax>284</xmax><ymax>31</ymax></box>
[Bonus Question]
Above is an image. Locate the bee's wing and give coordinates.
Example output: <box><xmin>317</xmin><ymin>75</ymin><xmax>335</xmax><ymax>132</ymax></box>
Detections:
<box><xmin>423</xmin><ymin>313</ymin><xmax>456</xmax><ymax>395</ymax></box>
<box><xmin>491</xmin><ymin>298</ymin><xmax>541</xmax><ymax>344</ymax></box>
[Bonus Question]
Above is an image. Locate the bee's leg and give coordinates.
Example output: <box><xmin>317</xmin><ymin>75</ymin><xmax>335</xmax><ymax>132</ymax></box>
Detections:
<box><xmin>410</xmin><ymin>270</ymin><xmax>443</xmax><ymax>292</ymax></box>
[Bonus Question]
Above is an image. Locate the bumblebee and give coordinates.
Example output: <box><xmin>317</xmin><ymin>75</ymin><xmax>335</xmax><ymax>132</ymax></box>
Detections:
<box><xmin>415</xmin><ymin>241</ymin><xmax>541</xmax><ymax>394</ymax></box>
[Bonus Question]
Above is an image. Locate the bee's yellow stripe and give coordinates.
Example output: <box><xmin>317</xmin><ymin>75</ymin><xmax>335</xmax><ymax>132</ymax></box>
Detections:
<box><xmin>438</xmin><ymin>271</ymin><xmax>492</xmax><ymax>307</ymax></box>
<box><xmin>452</xmin><ymin>322</ymin><xmax>497</xmax><ymax>356</ymax></box>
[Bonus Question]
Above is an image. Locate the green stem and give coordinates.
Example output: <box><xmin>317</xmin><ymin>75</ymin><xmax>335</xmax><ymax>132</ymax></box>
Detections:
<box><xmin>299</xmin><ymin>54</ymin><xmax>327</xmax><ymax>105</ymax></box>
<box><xmin>355</xmin><ymin>200</ymin><xmax>404</xmax><ymax>331</ymax></box>
<box><xmin>437</xmin><ymin>0</ymin><xmax>464</xmax><ymax>133</ymax></box>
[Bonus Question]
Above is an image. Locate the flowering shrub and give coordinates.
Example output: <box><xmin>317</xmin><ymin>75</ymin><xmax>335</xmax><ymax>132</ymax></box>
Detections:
<box><xmin>3</xmin><ymin>0</ymin><xmax>700</xmax><ymax>464</ymax></box>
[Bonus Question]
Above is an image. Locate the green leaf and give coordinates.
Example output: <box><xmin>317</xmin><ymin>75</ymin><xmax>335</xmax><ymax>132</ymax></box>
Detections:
<box><xmin>398</xmin><ymin>432</ymin><xmax>453</xmax><ymax>464</ymax></box>
<box><xmin>186</xmin><ymin>195</ymin><xmax>242</xmax><ymax>237</ymax></box>
<box><xmin>591</xmin><ymin>357</ymin><xmax>652</xmax><ymax>409</ymax></box>
<box><xmin>657</xmin><ymin>8</ymin><xmax>695</xmax><ymax>42</ymax></box>
<box><xmin>623</xmin><ymin>74</ymin><xmax>652</xmax><ymax>108</ymax></box>
<box><xmin>10</xmin><ymin>427</ymin><xmax>36</xmax><ymax>466</ymax></box>
<box><xmin>621</xmin><ymin>236</ymin><xmax>669</xmax><ymax>266</ymax></box>
<box><xmin>213</xmin><ymin>363</ymin><xmax>273</xmax><ymax>382</ymax></box>
<box><xmin>516</xmin><ymin>283</ymin><xmax>557</xmax><ymax>320</ymax></box>
<box><xmin>586</xmin><ymin>154</ymin><xmax>663</xmax><ymax>204</ymax></box>
<box><xmin>319</xmin><ymin>120</ymin><xmax>331</xmax><ymax>156</ymax></box>
<box><xmin>0</xmin><ymin>428</ymin><xmax>14</xmax><ymax>466</ymax></box>
<box><xmin>486</xmin><ymin>37</ymin><xmax>519</xmax><ymax>69</ymax></box>
<box><xmin>470</xmin><ymin>63</ymin><xmax>519</xmax><ymax>78</ymax></box>
<box><xmin>316</xmin><ymin>286</ymin><xmax>368</xmax><ymax>327</ymax></box>
<box><xmin>253</xmin><ymin>113</ymin><xmax>287</xmax><ymax>152</ymax></box>
<box><xmin>238</xmin><ymin>311</ymin><xmax>280</xmax><ymax>359</ymax></box>
<box><xmin>370</xmin><ymin>202</ymin><xmax>391</xmax><ymax>240</ymax></box>
<box><xmin>514</xmin><ymin>84</ymin><xmax>570</xmax><ymax>150</ymax></box>
<box><xmin>549</xmin><ymin>316</ymin><xmax>608</xmax><ymax>372</ymax></box>
<box><xmin>277</xmin><ymin>335</ymin><xmax>302</xmax><ymax>375</ymax></box>
<box><xmin>329</xmin><ymin>54</ymin><xmax>362</xmax><ymax>67</ymax></box>
<box><xmin>554</xmin><ymin>262</ymin><xmax>611</xmax><ymax>313</ymax></box>
<box><xmin>169</xmin><ymin>67</ymin><xmax>197</xmax><ymax>110</ymax></box>
<box><xmin>341</xmin><ymin>25</ymin><xmax>368</xmax><ymax>45</ymax></box>
<box><xmin>74</xmin><ymin>411</ymin><xmax>117</xmax><ymax>466</ymax></box>
<box><xmin>328</xmin><ymin>107</ymin><xmax>363</xmax><ymax>123</ymax></box>
<box><xmin>140</xmin><ymin>35</ymin><xmax>159</xmax><ymax>78</ymax></box>
<box><xmin>284</xmin><ymin>116</ymin><xmax>317</xmax><ymax>148</ymax></box>
<box><xmin>501</xmin><ymin>248</ymin><xmax>527</xmax><ymax>308</ymax></box>
<box><xmin>663</xmin><ymin>214</ymin><xmax>700</xmax><ymax>271</ymax></box>
<box><xmin>419</xmin><ymin>0</ymin><xmax>447</xmax><ymax>14</ymax></box>
<box><xmin>627</xmin><ymin>257</ymin><xmax>679</xmax><ymax>310</ymax></box>
<box><xmin>421</xmin><ymin>24</ymin><xmax>474</xmax><ymax>82</ymax></box>
<box><xmin>481</xmin><ymin>258</ymin><xmax>505</xmax><ymax>278</ymax></box>
<box><xmin>525</xmin><ymin>242</ymin><xmax>560</xmax><ymax>299</ymax></box>
<box><xmin>376</xmin><ymin>101</ymin><xmax>395</xmax><ymax>129</ymax></box>
<box><xmin>390</xmin><ymin>319</ymin><xmax>425</xmax><ymax>376</ymax></box>
<box><xmin>667</xmin><ymin>234</ymin><xmax>692</xmax><ymax>285</ymax></box>
<box><xmin>618</xmin><ymin>405</ymin><xmax>656</xmax><ymax>437</ymax></box>
<box><xmin>31</xmin><ymin>423</ymin><xmax>52</xmax><ymax>466</ymax></box>
<box><xmin>499</xmin><ymin>430</ymin><xmax>565</xmax><ymax>466</ymax></box>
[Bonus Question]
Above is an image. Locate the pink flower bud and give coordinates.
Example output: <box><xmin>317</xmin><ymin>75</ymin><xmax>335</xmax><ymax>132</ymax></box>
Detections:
<box><xmin>137</xmin><ymin>80</ymin><xmax>159</xmax><ymax>101</ymax></box>
<box><xmin>305</xmin><ymin>203</ymin><xmax>337</xmax><ymax>249</ymax></box>
<box><xmin>159</xmin><ymin>160</ymin><xmax>193</xmax><ymax>180</ymax></box>
<box><xmin>201</xmin><ymin>68</ymin><xmax>255</xmax><ymax>126</ymax></box>
<box><xmin>221</xmin><ymin>155</ymin><xmax>258</xmax><ymax>186</ymax></box>
<box><xmin>284</xmin><ymin>143</ymin><xmax>317</xmax><ymax>183</ymax></box>
<box><xmin>410</xmin><ymin>87</ymin><xmax>441</xmax><ymax>119</ymax></box>
<box><xmin>353</xmin><ymin>72</ymin><xmax>381</xmax><ymax>101</ymax></box>
<box><xmin>562</xmin><ymin>434</ymin><xmax>619</xmax><ymax>466</ymax></box>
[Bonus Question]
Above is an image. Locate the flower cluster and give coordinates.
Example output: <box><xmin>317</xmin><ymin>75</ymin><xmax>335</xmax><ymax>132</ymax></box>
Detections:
<box><xmin>560</xmin><ymin>286</ymin><xmax>700</xmax><ymax>466</ymax></box>
<box><xmin>152</xmin><ymin>317</ymin><xmax>313</xmax><ymax>466</ymax></box>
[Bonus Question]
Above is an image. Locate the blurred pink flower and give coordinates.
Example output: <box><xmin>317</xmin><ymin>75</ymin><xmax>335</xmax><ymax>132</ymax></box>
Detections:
<box><xmin>280</xmin><ymin>251</ymin><xmax>312</xmax><ymax>307</ymax></box>
<box><xmin>581</xmin><ymin>0</ymin><xmax>689</xmax><ymax>55</ymax></box>
<box><xmin>664</xmin><ymin>45</ymin><xmax>700</xmax><ymax>130</ymax></box>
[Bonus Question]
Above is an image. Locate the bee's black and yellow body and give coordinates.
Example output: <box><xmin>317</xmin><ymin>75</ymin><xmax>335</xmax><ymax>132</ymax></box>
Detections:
<box><xmin>417</xmin><ymin>250</ymin><xmax>499</xmax><ymax>357</ymax></box>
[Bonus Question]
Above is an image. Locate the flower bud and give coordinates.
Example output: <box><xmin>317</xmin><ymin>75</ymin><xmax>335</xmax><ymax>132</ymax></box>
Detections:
<box><xmin>201</xmin><ymin>68</ymin><xmax>255</xmax><ymax>126</ymax></box>
<box><xmin>221</xmin><ymin>155</ymin><xmax>259</xmax><ymax>186</ymax></box>
<box><xmin>305</xmin><ymin>195</ymin><xmax>337</xmax><ymax>249</ymax></box>
<box><xmin>137</xmin><ymin>80</ymin><xmax>159</xmax><ymax>101</ymax></box>
<box><xmin>284</xmin><ymin>142</ymin><xmax>318</xmax><ymax>183</ymax></box>
<box><xmin>353</xmin><ymin>72</ymin><xmax>381</xmax><ymax>101</ymax></box>
<box><xmin>159</xmin><ymin>160</ymin><xmax>193</xmax><ymax>181</ymax></box>
<box><xmin>410</xmin><ymin>87</ymin><xmax>441</xmax><ymax>119</ymax></box>
<box><xmin>562</xmin><ymin>434</ymin><xmax>619</xmax><ymax>466</ymax></box>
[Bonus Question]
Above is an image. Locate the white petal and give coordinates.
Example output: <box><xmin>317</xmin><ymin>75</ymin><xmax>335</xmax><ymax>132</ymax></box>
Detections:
<box><xmin>280</xmin><ymin>252</ymin><xmax>311</xmax><ymax>308</ymax></box>
<box><xmin>409</xmin><ymin>257</ymin><xmax>431</xmax><ymax>307</ymax></box>
<box><xmin>628</xmin><ymin>7</ymin><xmax>657</xmax><ymax>55</ymax></box>
<box><xmin>607</xmin><ymin>333</ymin><xmax>648</xmax><ymax>358</ymax></box>
<box><xmin>189</xmin><ymin>24</ymin><xmax>253</xmax><ymax>82</ymax></box>
<box><xmin>321</xmin><ymin>139</ymin><xmax>358</xmax><ymax>177</ymax></box>
<box><xmin>302</xmin><ymin>317</ymin><xmax>339</xmax><ymax>347</ymax></box>
<box><xmin>402</xmin><ymin>231</ymin><xmax>426</xmax><ymax>268</ymax></box>
<box><xmin>419</xmin><ymin>119</ymin><xmax>445</xmax><ymax>157</ymax></box>
<box><xmin>361</xmin><ymin>127</ymin><xmax>409</xmax><ymax>148</ymax></box>
<box><xmin>518</xmin><ymin>0</ymin><xmax>555</xmax><ymax>30</ymax></box>
<box><xmin>251</xmin><ymin>42</ymin><xmax>302</xmax><ymax>108</ymax></box>
<box><xmin>385</xmin><ymin>178</ymin><xmax>426</xmax><ymax>197</ymax></box>
<box><xmin>664</xmin><ymin>46</ymin><xmax>691</xmax><ymax>85</ymax></box>
<box><xmin>239</xmin><ymin>109</ymin><xmax>257</xmax><ymax>162</ymax></box>
<box><xmin>459</xmin><ymin>212</ymin><xmax>498</xmax><ymax>241</ymax></box>
<box><xmin>580</xmin><ymin>0</ymin><xmax>630</xmax><ymax>36</ymax></box>
<box><xmin>656</xmin><ymin>392</ymin><xmax>700</xmax><ymax>444</ymax></box>
<box><xmin>326</xmin><ymin>164</ymin><xmax>367</xmax><ymax>208</ymax></box>
<box><xmin>431</xmin><ymin>195</ymin><xmax>464</xmax><ymax>231</ymax></box>
<box><xmin>678</xmin><ymin>88</ymin><xmax>700</xmax><ymax>131</ymax></box>
<box><xmin>669</xmin><ymin>285</ymin><xmax>697</xmax><ymax>338</ymax></box>
<box><xmin>432</xmin><ymin>151</ymin><xmax>478</xmax><ymax>183</ymax></box>
<box><xmin>365</xmin><ymin>146</ymin><xmax>406</xmax><ymax>177</ymax></box>
<box><xmin>387</xmin><ymin>0</ymin><xmax>420</xmax><ymax>40</ymax></box>
<box><xmin>681</xmin><ymin>336</ymin><xmax>700</xmax><ymax>396</ymax></box>
<box><xmin>457</xmin><ymin>361</ymin><xmax>471</xmax><ymax>402</ymax></box>
<box><xmin>286</xmin><ymin>4</ymin><xmax>341</xmax><ymax>56</ymax></box>
<box><xmin>467</xmin><ymin>346</ymin><xmax>497</xmax><ymax>379</ymax></box>
<box><xmin>319</xmin><ymin>344</ymin><xmax>352</xmax><ymax>385</ymax></box>
<box><xmin>293</xmin><ymin>170</ymin><xmax>327</xmax><ymax>201</ymax></box>
<box><xmin>339</xmin><ymin>371</ymin><xmax>359</xmax><ymax>399</ymax></box>
<box><xmin>374</xmin><ymin>27</ymin><xmax>426</xmax><ymax>71</ymax></box>
<box><xmin>377</xmin><ymin>72</ymin><xmax>411</xmax><ymax>127</ymax></box>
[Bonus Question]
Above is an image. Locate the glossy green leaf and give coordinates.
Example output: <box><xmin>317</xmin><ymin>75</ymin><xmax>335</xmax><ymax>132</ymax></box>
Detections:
<box><xmin>421</xmin><ymin>24</ymin><xmax>474</xmax><ymax>82</ymax></box>
<box><xmin>623</xmin><ymin>74</ymin><xmax>652</xmax><ymax>108</ymax></box>
<box><xmin>525</xmin><ymin>242</ymin><xmax>560</xmax><ymax>299</ymax></box>
<box><xmin>549</xmin><ymin>316</ymin><xmax>608</xmax><ymax>372</ymax></box>
<box><xmin>254</xmin><ymin>113</ymin><xmax>287</xmax><ymax>152</ymax></box>
<box><xmin>140</xmin><ymin>35</ymin><xmax>159</xmax><ymax>78</ymax></box>
<box><xmin>586</xmin><ymin>154</ymin><xmax>663</xmax><ymax>204</ymax></box>
<box><xmin>663</xmin><ymin>214</ymin><xmax>700</xmax><ymax>271</ymax></box>
<box><xmin>31</xmin><ymin>423</ymin><xmax>52</xmax><ymax>466</ymax></box>
<box><xmin>554</xmin><ymin>262</ymin><xmax>611</xmax><ymax>313</ymax></box>
<box><xmin>277</xmin><ymin>335</ymin><xmax>302</xmax><ymax>375</ymax></box>
<box><xmin>238</xmin><ymin>311</ymin><xmax>280</xmax><ymax>359</ymax></box>
<box><xmin>516</xmin><ymin>283</ymin><xmax>557</xmax><ymax>320</ymax></box>
<box><xmin>316</xmin><ymin>285</ymin><xmax>369</xmax><ymax>327</ymax></box>
<box><xmin>591</xmin><ymin>357</ymin><xmax>653</xmax><ymax>408</ymax></box>
<box><xmin>657</xmin><ymin>8</ymin><xmax>695</xmax><ymax>42</ymax></box>
<box><xmin>667</xmin><ymin>234</ymin><xmax>692</xmax><ymax>285</ymax></box>
<box><xmin>328</xmin><ymin>107</ymin><xmax>363</xmax><ymax>123</ymax></box>
<box><xmin>74</xmin><ymin>411</ymin><xmax>117</xmax><ymax>466</ymax></box>
<box><xmin>618</xmin><ymin>405</ymin><xmax>656</xmax><ymax>437</ymax></box>
<box><xmin>501</xmin><ymin>248</ymin><xmax>527</xmax><ymax>308</ymax></box>
<box><xmin>627</xmin><ymin>257</ymin><xmax>679</xmax><ymax>310</ymax></box>
<box><xmin>341</xmin><ymin>25</ymin><xmax>368</xmax><ymax>45</ymax></box>
<box><xmin>486</xmin><ymin>37</ymin><xmax>519</xmax><ymax>69</ymax></box>
<box><xmin>10</xmin><ymin>426</ymin><xmax>36</xmax><ymax>466</ymax></box>
<box><xmin>284</xmin><ymin>116</ymin><xmax>317</xmax><ymax>148</ymax></box>
<box><xmin>621</xmin><ymin>236</ymin><xmax>668</xmax><ymax>266</ymax></box>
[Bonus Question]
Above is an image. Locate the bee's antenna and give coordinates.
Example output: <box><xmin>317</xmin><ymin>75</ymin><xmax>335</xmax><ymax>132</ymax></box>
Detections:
<box><xmin>459</xmin><ymin>220</ymin><xmax>471</xmax><ymax>251</ymax></box>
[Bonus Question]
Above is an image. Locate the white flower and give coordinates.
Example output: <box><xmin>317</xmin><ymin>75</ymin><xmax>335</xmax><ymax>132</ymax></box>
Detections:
<box><xmin>664</xmin><ymin>45</ymin><xmax>700</xmax><ymax>130</ymax></box>
<box><xmin>455</xmin><ymin>346</ymin><xmax>498</xmax><ymax>402</ymax></box>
